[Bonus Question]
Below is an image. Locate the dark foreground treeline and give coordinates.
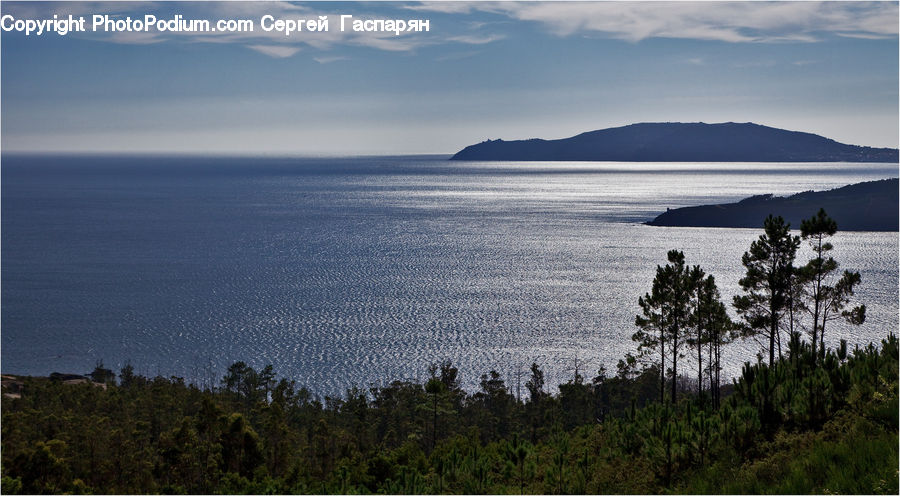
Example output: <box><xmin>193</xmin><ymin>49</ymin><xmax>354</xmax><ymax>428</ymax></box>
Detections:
<box><xmin>3</xmin><ymin>208</ymin><xmax>898</xmax><ymax>494</ymax></box>
<box><xmin>1</xmin><ymin>333</ymin><xmax>897</xmax><ymax>494</ymax></box>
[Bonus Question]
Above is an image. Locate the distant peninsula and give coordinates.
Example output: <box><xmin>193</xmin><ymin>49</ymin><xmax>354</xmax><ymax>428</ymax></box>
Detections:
<box><xmin>450</xmin><ymin>122</ymin><xmax>899</xmax><ymax>162</ymax></box>
<box><xmin>647</xmin><ymin>178</ymin><xmax>898</xmax><ymax>231</ymax></box>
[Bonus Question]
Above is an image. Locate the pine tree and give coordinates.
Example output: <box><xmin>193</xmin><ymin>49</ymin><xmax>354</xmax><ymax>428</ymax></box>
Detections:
<box><xmin>424</xmin><ymin>376</ymin><xmax>447</xmax><ymax>452</ymax></box>
<box><xmin>734</xmin><ymin>215</ymin><xmax>800</xmax><ymax>366</ymax></box>
<box><xmin>692</xmin><ymin>274</ymin><xmax>734</xmax><ymax>409</ymax></box>
<box><xmin>798</xmin><ymin>208</ymin><xmax>866</xmax><ymax>359</ymax></box>
<box><xmin>502</xmin><ymin>433</ymin><xmax>531</xmax><ymax>495</ymax></box>
<box><xmin>635</xmin><ymin>250</ymin><xmax>692</xmax><ymax>403</ymax></box>
<box><xmin>687</xmin><ymin>266</ymin><xmax>707</xmax><ymax>403</ymax></box>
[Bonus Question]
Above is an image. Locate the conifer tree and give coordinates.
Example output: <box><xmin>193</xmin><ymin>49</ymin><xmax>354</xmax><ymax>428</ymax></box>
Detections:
<box><xmin>734</xmin><ymin>215</ymin><xmax>800</xmax><ymax>366</ymax></box>
<box><xmin>687</xmin><ymin>266</ymin><xmax>707</xmax><ymax>402</ymax></box>
<box><xmin>692</xmin><ymin>274</ymin><xmax>733</xmax><ymax>408</ymax></box>
<box><xmin>798</xmin><ymin>208</ymin><xmax>866</xmax><ymax>359</ymax></box>
<box><xmin>424</xmin><ymin>376</ymin><xmax>446</xmax><ymax>451</ymax></box>
<box><xmin>635</xmin><ymin>250</ymin><xmax>692</xmax><ymax>403</ymax></box>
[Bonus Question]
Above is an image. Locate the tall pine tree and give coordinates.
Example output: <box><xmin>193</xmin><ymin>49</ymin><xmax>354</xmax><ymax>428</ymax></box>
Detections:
<box><xmin>635</xmin><ymin>250</ymin><xmax>692</xmax><ymax>403</ymax></box>
<box><xmin>734</xmin><ymin>215</ymin><xmax>800</xmax><ymax>366</ymax></box>
<box><xmin>798</xmin><ymin>208</ymin><xmax>866</xmax><ymax>359</ymax></box>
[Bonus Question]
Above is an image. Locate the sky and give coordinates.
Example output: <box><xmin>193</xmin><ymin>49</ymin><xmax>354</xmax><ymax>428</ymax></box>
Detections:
<box><xmin>1</xmin><ymin>1</ymin><xmax>898</xmax><ymax>155</ymax></box>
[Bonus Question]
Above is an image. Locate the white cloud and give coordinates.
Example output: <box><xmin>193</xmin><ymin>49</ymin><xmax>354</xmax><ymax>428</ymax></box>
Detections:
<box><xmin>247</xmin><ymin>44</ymin><xmax>301</xmax><ymax>58</ymax></box>
<box><xmin>313</xmin><ymin>55</ymin><xmax>349</xmax><ymax>64</ymax></box>
<box><xmin>7</xmin><ymin>1</ymin><xmax>898</xmax><ymax>59</ymax></box>
<box><xmin>403</xmin><ymin>2</ymin><xmax>483</xmax><ymax>15</ymax></box>
<box><xmin>411</xmin><ymin>1</ymin><xmax>899</xmax><ymax>43</ymax></box>
<box><xmin>447</xmin><ymin>34</ymin><xmax>505</xmax><ymax>45</ymax></box>
<box><xmin>8</xmin><ymin>1</ymin><xmax>437</xmax><ymax>54</ymax></box>
<box><xmin>1</xmin><ymin>1</ymin><xmax>159</xmax><ymax>19</ymax></box>
<box><xmin>835</xmin><ymin>31</ymin><xmax>897</xmax><ymax>40</ymax></box>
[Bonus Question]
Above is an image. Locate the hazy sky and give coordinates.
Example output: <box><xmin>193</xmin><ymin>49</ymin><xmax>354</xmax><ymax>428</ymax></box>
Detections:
<box><xmin>2</xmin><ymin>1</ymin><xmax>898</xmax><ymax>155</ymax></box>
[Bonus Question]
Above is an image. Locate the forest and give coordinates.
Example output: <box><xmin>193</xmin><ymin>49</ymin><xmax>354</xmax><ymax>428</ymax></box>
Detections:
<box><xmin>1</xmin><ymin>209</ymin><xmax>897</xmax><ymax>494</ymax></box>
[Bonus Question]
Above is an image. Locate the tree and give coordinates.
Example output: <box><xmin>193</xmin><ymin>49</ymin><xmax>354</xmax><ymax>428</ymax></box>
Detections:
<box><xmin>472</xmin><ymin>370</ymin><xmax>514</xmax><ymax>440</ymax></box>
<box><xmin>220</xmin><ymin>413</ymin><xmax>263</xmax><ymax>478</ymax></box>
<box><xmin>423</xmin><ymin>375</ymin><xmax>451</xmax><ymax>452</ymax></box>
<box><xmin>693</xmin><ymin>275</ymin><xmax>734</xmax><ymax>409</ymax></box>
<box><xmin>558</xmin><ymin>374</ymin><xmax>593</xmax><ymax>429</ymax></box>
<box><xmin>259</xmin><ymin>365</ymin><xmax>276</xmax><ymax>403</ymax></box>
<box><xmin>634</xmin><ymin>250</ymin><xmax>692</xmax><ymax>403</ymax></box>
<box><xmin>548</xmin><ymin>434</ymin><xmax>570</xmax><ymax>494</ymax></box>
<box><xmin>525</xmin><ymin>363</ymin><xmax>545</xmax><ymax>403</ymax></box>
<box><xmin>502</xmin><ymin>433</ymin><xmax>532</xmax><ymax>494</ymax></box>
<box><xmin>686</xmin><ymin>266</ymin><xmax>707</xmax><ymax>403</ymax></box>
<box><xmin>119</xmin><ymin>364</ymin><xmax>138</xmax><ymax>389</ymax></box>
<box><xmin>524</xmin><ymin>363</ymin><xmax>549</xmax><ymax>442</ymax></box>
<box><xmin>798</xmin><ymin>208</ymin><xmax>866</xmax><ymax>359</ymax></box>
<box><xmin>437</xmin><ymin>360</ymin><xmax>465</xmax><ymax>411</ymax></box>
<box><xmin>88</xmin><ymin>361</ymin><xmax>115</xmax><ymax>385</ymax></box>
<box><xmin>734</xmin><ymin>215</ymin><xmax>800</xmax><ymax>366</ymax></box>
<box><xmin>222</xmin><ymin>362</ymin><xmax>261</xmax><ymax>408</ymax></box>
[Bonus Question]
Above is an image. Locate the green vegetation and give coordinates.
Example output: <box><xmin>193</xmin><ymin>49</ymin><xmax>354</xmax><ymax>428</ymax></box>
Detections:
<box><xmin>2</xmin><ymin>210</ymin><xmax>896</xmax><ymax>495</ymax></box>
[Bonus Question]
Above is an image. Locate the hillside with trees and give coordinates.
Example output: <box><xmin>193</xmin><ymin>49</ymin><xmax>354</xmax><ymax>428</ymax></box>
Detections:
<box><xmin>2</xmin><ymin>210</ymin><xmax>897</xmax><ymax>495</ymax></box>
<box><xmin>647</xmin><ymin>178</ymin><xmax>898</xmax><ymax>231</ymax></box>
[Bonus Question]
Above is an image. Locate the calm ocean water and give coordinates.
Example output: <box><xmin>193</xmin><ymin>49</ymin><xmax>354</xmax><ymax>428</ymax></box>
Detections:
<box><xmin>2</xmin><ymin>155</ymin><xmax>897</xmax><ymax>392</ymax></box>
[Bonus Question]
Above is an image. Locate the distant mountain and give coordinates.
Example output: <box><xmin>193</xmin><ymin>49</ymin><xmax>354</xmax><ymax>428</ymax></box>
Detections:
<box><xmin>647</xmin><ymin>178</ymin><xmax>898</xmax><ymax>231</ymax></box>
<box><xmin>450</xmin><ymin>122</ymin><xmax>899</xmax><ymax>162</ymax></box>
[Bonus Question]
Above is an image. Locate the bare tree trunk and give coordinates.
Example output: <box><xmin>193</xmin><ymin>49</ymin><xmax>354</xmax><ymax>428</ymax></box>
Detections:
<box><xmin>714</xmin><ymin>339</ymin><xmax>721</xmax><ymax>409</ymax></box>
<box><xmin>812</xmin><ymin>234</ymin><xmax>823</xmax><ymax>361</ymax></box>
<box><xmin>660</xmin><ymin>331</ymin><xmax>666</xmax><ymax>404</ymax></box>
<box><xmin>776</xmin><ymin>321</ymin><xmax>783</xmax><ymax>360</ymax></box>
<box><xmin>769</xmin><ymin>308</ymin><xmax>777</xmax><ymax>366</ymax></box>
<box><xmin>672</xmin><ymin>328</ymin><xmax>678</xmax><ymax>403</ymax></box>
<box><xmin>708</xmin><ymin>333</ymin><xmax>714</xmax><ymax>408</ymax></box>
<box><xmin>697</xmin><ymin>322</ymin><xmax>703</xmax><ymax>405</ymax></box>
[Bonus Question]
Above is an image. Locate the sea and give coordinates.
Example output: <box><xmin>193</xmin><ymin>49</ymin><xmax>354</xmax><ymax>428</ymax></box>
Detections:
<box><xmin>2</xmin><ymin>155</ymin><xmax>897</xmax><ymax>394</ymax></box>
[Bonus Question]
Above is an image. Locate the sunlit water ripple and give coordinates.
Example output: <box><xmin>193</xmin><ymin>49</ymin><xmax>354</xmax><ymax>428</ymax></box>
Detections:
<box><xmin>2</xmin><ymin>156</ymin><xmax>897</xmax><ymax>393</ymax></box>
